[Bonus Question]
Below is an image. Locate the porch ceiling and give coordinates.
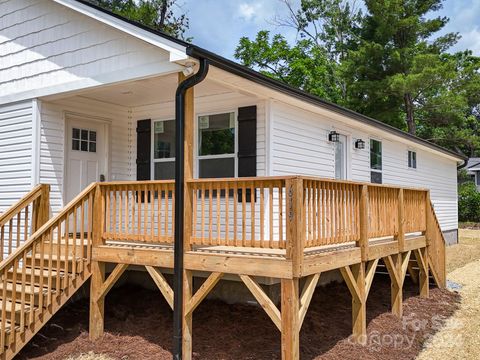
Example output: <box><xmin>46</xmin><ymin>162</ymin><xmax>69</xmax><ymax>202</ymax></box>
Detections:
<box><xmin>77</xmin><ymin>73</ymin><xmax>233</xmax><ymax>108</ymax></box>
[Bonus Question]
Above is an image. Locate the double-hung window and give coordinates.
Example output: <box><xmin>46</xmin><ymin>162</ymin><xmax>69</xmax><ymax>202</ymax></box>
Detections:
<box><xmin>370</xmin><ymin>139</ymin><xmax>382</xmax><ymax>184</ymax></box>
<box><xmin>408</xmin><ymin>150</ymin><xmax>417</xmax><ymax>169</ymax></box>
<box><xmin>198</xmin><ymin>112</ymin><xmax>236</xmax><ymax>178</ymax></box>
<box><xmin>153</xmin><ymin>119</ymin><xmax>175</xmax><ymax>180</ymax></box>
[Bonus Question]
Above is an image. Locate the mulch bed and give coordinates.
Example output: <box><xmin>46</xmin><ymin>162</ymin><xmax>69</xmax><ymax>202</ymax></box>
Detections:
<box><xmin>18</xmin><ymin>275</ymin><xmax>459</xmax><ymax>360</ymax></box>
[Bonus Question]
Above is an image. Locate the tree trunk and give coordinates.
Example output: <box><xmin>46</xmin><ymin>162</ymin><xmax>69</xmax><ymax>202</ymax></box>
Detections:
<box><xmin>404</xmin><ymin>93</ymin><xmax>416</xmax><ymax>135</ymax></box>
<box><xmin>159</xmin><ymin>0</ymin><xmax>168</xmax><ymax>29</ymax></box>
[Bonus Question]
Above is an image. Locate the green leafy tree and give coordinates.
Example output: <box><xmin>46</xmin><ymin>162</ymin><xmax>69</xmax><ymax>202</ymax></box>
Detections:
<box><xmin>87</xmin><ymin>0</ymin><xmax>189</xmax><ymax>39</ymax></box>
<box><xmin>458</xmin><ymin>182</ymin><xmax>480</xmax><ymax>222</ymax></box>
<box><xmin>344</xmin><ymin>0</ymin><xmax>463</xmax><ymax>135</ymax></box>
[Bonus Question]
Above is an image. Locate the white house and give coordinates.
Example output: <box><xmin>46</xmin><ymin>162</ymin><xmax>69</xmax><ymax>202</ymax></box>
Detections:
<box><xmin>0</xmin><ymin>0</ymin><xmax>464</xmax><ymax>244</ymax></box>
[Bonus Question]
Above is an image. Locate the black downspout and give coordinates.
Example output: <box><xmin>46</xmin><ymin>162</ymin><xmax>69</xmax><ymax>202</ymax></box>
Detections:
<box><xmin>173</xmin><ymin>58</ymin><xmax>209</xmax><ymax>360</ymax></box>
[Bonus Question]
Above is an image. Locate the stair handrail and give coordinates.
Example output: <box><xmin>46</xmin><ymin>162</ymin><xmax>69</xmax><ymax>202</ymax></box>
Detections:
<box><xmin>0</xmin><ymin>184</ymin><xmax>50</xmax><ymax>260</ymax></box>
<box><xmin>0</xmin><ymin>182</ymin><xmax>97</xmax><ymax>272</ymax></box>
<box><xmin>427</xmin><ymin>200</ymin><xmax>447</xmax><ymax>288</ymax></box>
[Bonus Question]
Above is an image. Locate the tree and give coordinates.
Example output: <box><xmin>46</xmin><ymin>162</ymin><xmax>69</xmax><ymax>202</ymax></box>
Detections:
<box><xmin>344</xmin><ymin>0</ymin><xmax>462</xmax><ymax>135</ymax></box>
<box><xmin>235</xmin><ymin>0</ymin><xmax>361</xmax><ymax>104</ymax></box>
<box><xmin>87</xmin><ymin>0</ymin><xmax>189</xmax><ymax>39</ymax></box>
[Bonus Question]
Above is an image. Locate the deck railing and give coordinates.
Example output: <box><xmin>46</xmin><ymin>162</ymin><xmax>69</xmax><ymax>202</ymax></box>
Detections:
<box><xmin>0</xmin><ymin>184</ymin><xmax>50</xmax><ymax>261</ymax></box>
<box><xmin>96</xmin><ymin>176</ymin><xmax>429</xmax><ymax>253</ymax></box>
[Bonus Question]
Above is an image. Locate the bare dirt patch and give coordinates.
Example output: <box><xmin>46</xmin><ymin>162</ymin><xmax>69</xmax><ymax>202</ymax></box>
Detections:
<box><xmin>17</xmin><ymin>274</ymin><xmax>459</xmax><ymax>360</ymax></box>
<box><xmin>446</xmin><ymin>229</ymin><xmax>480</xmax><ymax>273</ymax></box>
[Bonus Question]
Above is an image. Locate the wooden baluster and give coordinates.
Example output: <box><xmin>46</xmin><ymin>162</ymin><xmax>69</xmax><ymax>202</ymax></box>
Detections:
<box><xmin>359</xmin><ymin>185</ymin><xmax>369</xmax><ymax>261</ymax></box>
<box><xmin>47</xmin><ymin>227</ymin><xmax>54</xmax><ymax>306</ymax></box>
<box><xmin>8</xmin><ymin>218</ymin><xmax>13</xmax><ymax>256</ymax></box>
<box><xmin>72</xmin><ymin>207</ymin><xmax>77</xmax><ymax>278</ymax></box>
<box><xmin>113</xmin><ymin>188</ymin><xmax>117</xmax><ymax>240</ymax></box>
<box><xmin>0</xmin><ymin>226</ymin><xmax>4</xmax><ymax>262</ymax></box>
<box><xmin>143</xmin><ymin>185</ymin><xmax>148</xmax><ymax>241</ymax></box>
<box><xmin>201</xmin><ymin>183</ymin><xmax>205</xmax><ymax>245</ymax></box>
<box><xmin>171</xmin><ymin>184</ymin><xmax>175</xmax><ymax>241</ymax></box>
<box><xmin>30</xmin><ymin>242</ymin><xmax>37</xmax><ymax>322</ymax></box>
<box><xmin>242</xmin><ymin>182</ymin><xmax>247</xmax><ymax>247</ymax></box>
<box><xmin>137</xmin><ymin>186</ymin><xmax>141</xmax><ymax>239</ymax></box>
<box><xmin>105</xmin><ymin>187</ymin><xmax>110</xmax><ymax>237</ymax></box>
<box><xmin>164</xmin><ymin>186</ymin><xmax>169</xmax><ymax>241</ymax></box>
<box><xmin>267</xmin><ymin>184</ymin><xmax>272</xmax><ymax>248</ymax></box>
<box><xmin>233</xmin><ymin>182</ymin><xmax>238</xmax><ymax>246</ymax></box>
<box><xmin>125</xmin><ymin>187</ymin><xmax>129</xmax><ymax>239</ymax></box>
<box><xmin>24</xmin><ymin>206</ymin><xmax>29</xmax><ymax>243</ymax></box>
<box><xmin>279</xmin><ymin>183</ymin><xmax>284</xmax><ymax>248</ymax></box>
<box><xmin>119</xmin><ymin>188</ymin><xmax>124</xmax><ymax>238</ymax></box>
<box><xmin>64</xmin><ymin>213</ymin><xmax>70</xmax><ymax>292</ymax></box>
<box><xmin>225</xmin><ymin>182</ymin><xmax>230</xmax><ymax>246</ymax></box>
<box><xmin>260</xmin><ymin>183</ymin><xmax>265</xmax><ymax>248</ymax></box>
<box><xmin>20</xmin><ymin>252</ymin><xmax>27</xmax><ymax>332</ymax></box>
<box><xmin>250</xmin><ymin>182</ymin><xmax>255</xmax><ymax>247</ymax></box>
<box><xmin>192</xmin><ymin>184</ymin><xmax>198</xmax><ymax>245</ymax></box>
<box><xmin>329</xmin><ymin>182</ymin><xmax>334</xmax><ymax>245</ymax></box>
<box><xmin>209</xmin><ymin>182</ymin><xmax>213</xmax><ymax>245</ymax></box>
<box><xmin>87</xmin><ymin>193</ymin><xmax>93</xmax><ymax>265</ymax></box>
<box><xmin>150</xmin><ymin>186</ymin><xmax>154</xmax><ymax>243</ymax></box>
<box><xmin>0</xmin><ymin>270</ymin><xmax>7</xmax><ymax>349</ymax></box>
<box><xmin>157</xmin><ymin>186</ymin><xmax>161</xmax><ymax>242</ymax></box>
<box><xmin>9</xmin><ymin>259</ymin><xmax>18</xmax><ymax>338</ymax></box>
<box><xmin>38</xmin><ymin>233</ymin><xmax>45</xmax><ymax>310</ymax></box>
<box><xmin>80</xmin><ymin>199</ymin><xmax>85</xmax><ymax>263</ymax></box>
<box><xmin>54</xmin><ymin>223</ymin><xmax>61</xmax><ymax>298</ymax></box>
<box><xmin>216</xmin><ymin>185</ymin><xmax>221</xmax><ymax>245</ymax></box>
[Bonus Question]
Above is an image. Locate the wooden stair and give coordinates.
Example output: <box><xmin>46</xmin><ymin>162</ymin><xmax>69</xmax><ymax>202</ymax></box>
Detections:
<box><xmin>0</xmin><ymin>183</ymin><xmax>95</xmax><ymax>360</ymax></box>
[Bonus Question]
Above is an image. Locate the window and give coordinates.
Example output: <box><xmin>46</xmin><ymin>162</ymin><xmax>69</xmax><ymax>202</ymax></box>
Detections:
<box><xmin>370</xmin><ymin>139</ymin><xmax>382</xmax><ymax>184</ymax></box>
<box><xmin>153</xmin><ymin>119</ymin><xmax>175</xmax><ymax>180</ymax></box>
<box><xmin>476</xmin><ymin>173</ymin><xmax>480</xmax><ymax>186</ymax></box>
<box><xmin>198</xmin><ymin>112</ymin><xmax>236</xmax><ymax>178</ymax></box>
<box><xmin>72</xmin><ymin>128</ymin><xmax>96</xmax><ymax>153</ymax></box>
<box><xmin>408</xmin><ymin>150</ymin><xmax>417</xmax><ymax>169</ymax></box>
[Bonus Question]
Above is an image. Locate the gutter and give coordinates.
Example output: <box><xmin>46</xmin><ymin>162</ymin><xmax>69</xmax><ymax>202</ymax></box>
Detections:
<box><xmin>457</xmin><ymin>159</ymin><xmax>468</xmax><ymax>170</ymax></box>
<box><xmin>173</xmin><ymin>58</ymin><xmax>209</xmax><ymax>360</ymax></box>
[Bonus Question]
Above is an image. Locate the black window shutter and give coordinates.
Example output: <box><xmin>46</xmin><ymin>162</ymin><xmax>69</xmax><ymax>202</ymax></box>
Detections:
<box><xmin>136</xmin><ymin>119</ymin><xmax>151</xmax><ymax>202</ymax></box>
<box><xmin>237</xmin><ymin>106</ymin><xmax>257</xmax><ymax>202</ymax></box>
<box><xmin>136</xmin><ymin>119</ymin><xmax>151</xmax><ymax>180</ymax></box>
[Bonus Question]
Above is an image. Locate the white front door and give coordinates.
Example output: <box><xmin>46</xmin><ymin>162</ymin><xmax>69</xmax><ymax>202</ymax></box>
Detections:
<box><xmin>66</xmin><ymin>117</ymin><xmax>107</xmax><ymax>203</ymax></box>
<box><xmin>334</xmin><ymin>134</ymin><xmax>348</xmax><ymax>180</ymax></box>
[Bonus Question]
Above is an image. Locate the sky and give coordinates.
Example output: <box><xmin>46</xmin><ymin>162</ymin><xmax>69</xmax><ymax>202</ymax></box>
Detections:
<box><xmin>176</xmin><ymin>0</ymin><xmax>480</xmax><ymax>60</ymax></box>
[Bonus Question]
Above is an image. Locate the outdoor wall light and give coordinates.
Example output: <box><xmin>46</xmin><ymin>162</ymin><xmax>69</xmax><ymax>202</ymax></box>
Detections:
<box><xmin>355</xmin><ymin>139</ymin><xmax>365</xmax><ymax>149</ymax></box>
<box><xmin>328</xmin><ymin>131</ymin><xmax>340</xmax><ymax>142</ymax></box>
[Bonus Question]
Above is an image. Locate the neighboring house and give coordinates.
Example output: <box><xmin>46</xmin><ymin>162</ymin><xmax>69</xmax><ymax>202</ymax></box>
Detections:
<box><xmin>0</xmin><ymin>1</ymin><xmax>465</xmax><ymax>359</ymax></box>
<box><xmin>465</xmin><ymin>158</ymin><xmax>480</xmax><ymax>189</ymax></box>
<box><xmin>0</xmin><ymin>0</ymin><xmax>464</xmax><ymax>243</ymax></box>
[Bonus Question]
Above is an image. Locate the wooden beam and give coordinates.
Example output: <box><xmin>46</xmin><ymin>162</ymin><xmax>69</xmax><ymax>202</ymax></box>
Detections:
<box><xmin>281</xmin><ymin>278</ymin><xmax>300</xmax><ymax>360</ymax></box>
<box><xmin>407</xmin><ymin>261</ymin><xmax>419</xmax><ymax>284</ymax></box>
<box><xmin>340</xmin><ymin>265</ymin><xmax>360</xmax><ymax>299</ymax></box>
<box><xmin>240</xmin><ymin>274</ymin><xmax>282</xmax><ymax>331</ymax></box>
<box><xmin>145</xmin><ymin>266</ymin><xmax>173</xmax><ymax>309</ymax></box>
<box><xmin>365</xmin><ymin>259</ymin><xmax>379</xmax><ymax>298</ymax></box>
<box><xmin>185</xmin><ymin>272</ymin><xmax>223</xmax><ymax>316</ymax></box>
<box><xmin>298</xmin><ymin>273</ymin><xmax>320</xmax><ymax>330</ymax></box>
<box><xmin>89</xmin><ymin>260</ymin><xmax>105</xmax><ymax>340</ymax></box>
<box><xmin>98</xmin><ymin>263</ymin><xmax>129</xmax><ymax>300</ymax></box>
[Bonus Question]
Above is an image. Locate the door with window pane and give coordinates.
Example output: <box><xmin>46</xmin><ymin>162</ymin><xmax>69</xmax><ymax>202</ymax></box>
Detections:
<box><xmin>334</xmin><ymin>134</ymin><xmax>347</xmax><ymax>180</ymax></box>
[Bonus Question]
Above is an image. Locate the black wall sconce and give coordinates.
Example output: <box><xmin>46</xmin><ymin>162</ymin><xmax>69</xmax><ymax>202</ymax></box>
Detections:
<box><xmin>355</xmin><ymin>139</ymin><xmax>365</xmax><ymax>149</ymax></box>
<box><xmin>328</xmin><ymin>131</ymin><xmax>340</xmax><ymax>142</ymax></box>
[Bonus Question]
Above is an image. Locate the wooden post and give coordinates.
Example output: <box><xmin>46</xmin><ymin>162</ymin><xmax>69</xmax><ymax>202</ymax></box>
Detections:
<box><xmin>359</xmin><ymin>185</ymin><xmax>369</xmax><ymax>261</ymax></box>
<box><xmin>351</xmin><ymin>263</ymin><xmax>366</xmax><ymax>344</ymax></box>
<box><xmin>90</xmin><ymin>185</ymin><xmax>106</xmax><ymax>340</ymax></box>
<box><xmin>418</xmin><ymin>248</ymin><xmax>429</xmax><ymax>298</ymax></box>
<box><xmin>391</xmin><ymin>254</ymin><xmax>402</xmax><ymax>317</ymax></box>
<box><xmin>396</xmin><ymin>189</ymin><xmax>405</xmax><ymax>251</ymax></box>
<box><xmin>179</xmin><ymin>72</ymin><xmax>194</xmax><ymax>360</ymax></box>
<box><xmin>285</xmin><ymin>177</ymin><xmax>305</xmax><ymax>277</ymax></box>
<box><xmin>38</xmin><ymin>184</ymin><xmax>50</xmax><ymax>229</ymax></box>
<box><xmin>281</xmin><ymin>278</ymin><xmax>300</xmax><ymax>360</ymax></box>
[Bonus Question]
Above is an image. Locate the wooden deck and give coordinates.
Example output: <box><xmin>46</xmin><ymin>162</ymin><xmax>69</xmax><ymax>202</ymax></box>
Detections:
<box><xmin>0</xmin><ymin>176</ymin><xmax>446</xmax><ymax>360</ymax></box>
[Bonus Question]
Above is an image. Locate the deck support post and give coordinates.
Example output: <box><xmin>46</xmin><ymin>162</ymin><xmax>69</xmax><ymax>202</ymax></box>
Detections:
<box><xmin>384</xmin><ymin>252</ymin><xmax>410</xmax><ymax>318</ymax></box>
<box><xmin>340</xmin><ymin>263</ymin><xmax>367</xmax><ymax>344</ymax></box>
<box><xmin>281</xmin><ymin>278</ymin><xmax>300</xmax><ymax>360</ymax></box>
<box><xmin>89</xmin><ymin>260</ymin><xmax>105</xmax><ymax>340</ymax></box>
<box><xmin>415</xmin><ymin>248</ymin><xmax>429</xmax><ymax>298</ymax></box>
<box><xmin>90</xmin><ymin>184</ymin><xmax>106</xmax><ymax>340</ymax></box>
<box><xmin>182</xmin><ymin>270</ymin><xmax>193</xmax><ymax>360</ymax></box>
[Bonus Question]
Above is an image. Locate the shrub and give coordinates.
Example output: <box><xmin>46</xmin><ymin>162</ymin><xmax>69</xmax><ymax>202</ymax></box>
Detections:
<box><xmin>458</xmin><ymin>182</ymin><xmax>480</xmax><ymax>222</ymax></box>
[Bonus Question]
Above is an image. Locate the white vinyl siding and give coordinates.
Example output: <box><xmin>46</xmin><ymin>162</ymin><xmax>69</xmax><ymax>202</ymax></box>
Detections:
<box><xmin>0</xmin><ymin>100</ymin><xmax>34</xmax><ymax>210</ymax></box>
<box><xmin>0</xmin><ymin>0</ymin><xmax>174</xmax><ymax>104</ymax></box>
<box><xmin>270</xmin><ymin>101</ymin><xmax>458</xmax><ymax>232</ymax></box>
